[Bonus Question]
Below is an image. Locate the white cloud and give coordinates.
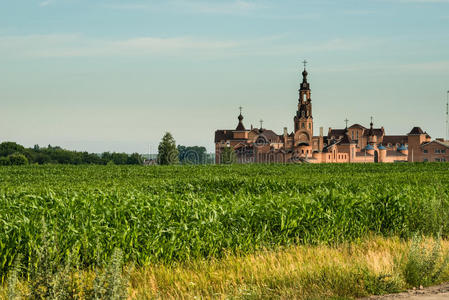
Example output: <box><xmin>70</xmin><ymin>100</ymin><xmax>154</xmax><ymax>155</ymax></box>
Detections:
<box><xmin>316</xmin><ymin>60</ymin><xmax>449</xmax><ymax>73</ymax></box>
<box><xmin>39</xmin><ymin>0</ymin><xmax>52</xmax><ymax>6</ymax></box>
<box><xmin>0</xmin><ymin>34</ymin><xmax>240</xmax><ymax>58</ymax></box>
<box><xmin>0</xmin><ymin>34</ymin><xmax>387</xmax><ymax>59</ymax></box>
<box><xmin>395</xmin><ymin>0</ymin><xmax>449</xmax><ymax>3</ymax></box>
<box><xmin>104</xmin><ymin>0</ymin><xmax>261</xmax><ymax>15</ymax></box>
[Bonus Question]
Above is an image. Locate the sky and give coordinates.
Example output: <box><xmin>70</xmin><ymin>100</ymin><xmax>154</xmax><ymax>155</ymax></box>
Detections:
<box><xmin>0</xmin><ymin>0</ymin><xmax>448</xmax><ymax>154</ymax></box>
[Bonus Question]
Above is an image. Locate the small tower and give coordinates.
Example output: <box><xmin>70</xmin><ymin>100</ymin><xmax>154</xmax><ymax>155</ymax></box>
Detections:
<box><xmin>233</xmin><ymin>106</ymin><xmax>248</xmax><ymax>140</ymax></box>
<box><xmin>236</xmin><ymin>106</ymin><xmax>245</xmax><ymax>131</ymax></box>
<box><xmin>294</xmin><ymin>60</ymin><xmax>313</xmax><ymax>145</ymax></box>
<box><xmin>368</xmin><ymin>117</ymin><xmax>377</xmax><ymax>145</ymax></box>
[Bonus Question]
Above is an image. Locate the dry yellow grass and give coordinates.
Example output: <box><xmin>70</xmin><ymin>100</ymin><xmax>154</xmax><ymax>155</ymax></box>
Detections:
<box><xmin>2</xmin><ymin>236</ymin><xmax>449</xmax><ymax>300</ymax></box>
<box><xmin>126</xmin><ymin>236</ymin><xmax>449</xmax><ymax>299</ymax></box>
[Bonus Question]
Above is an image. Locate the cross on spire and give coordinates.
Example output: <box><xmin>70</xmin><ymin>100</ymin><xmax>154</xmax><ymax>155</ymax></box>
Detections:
<box><xmin>239</xmin><ymin>106</ymin><xmax>243</xmax><ymax>115</ymax></box>
<box><xmin>370</xmin><ymin>116</ymin><xmax>374</xmax><ymax>123</ymax></box>
<box><xmin>259</xmin><ymin>119</ymin><xmax>264</xmax><ymax>129</ymax></box>
<box><xmin>302</xmin><ymin>59</ymin><xmax>308</xmax><ymax>69</ymax></box>
<box><xmin>344</xmin><ymin>118</ymin><xmax>349</xmax><ymax>128</ymax></box>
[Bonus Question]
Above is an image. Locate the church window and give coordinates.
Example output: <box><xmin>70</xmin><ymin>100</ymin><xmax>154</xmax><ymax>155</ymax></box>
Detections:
<box><xmin>308</xmin><ymin>123</ymin><xmax>311</xmax><ymax>129</ymax></box>
<box><xmin>356</xmin><ymin>132</ymin><xmax>359</xmax><ymax>139</ymax></box>
<box><xmin>423</xmin><ymin>158</ymin><xmax>428</xmax><ymax>162</ymax></box>
<box><xmin>352</xmin><ymin>132</ymin><xmax>354</xmax><ymax>140</ymax></box>
<box><xmin>301</xmin><ymin>123</ymin><xmax>305</xmax><ymax>128</ymax></box>
<box><xmin>423</xmin><ymin>149</ymin><xmax>428</xmax><ymax>153</ymax></box>
<box><xmin>442</xmin><ymin>149</ymin><xmax>446</xmax><ymax>154</ymax></box>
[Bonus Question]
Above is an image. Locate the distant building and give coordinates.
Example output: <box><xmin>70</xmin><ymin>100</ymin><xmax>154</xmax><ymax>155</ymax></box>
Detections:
<box><xmin>214</xmin><ymin>66</ymin><xmax>448</xmax><ymax>163</ymax></box>
<box><xmin>143</xmin><ymin>159</ymin><xmax>158</xmax><ymax>166</ymax></box>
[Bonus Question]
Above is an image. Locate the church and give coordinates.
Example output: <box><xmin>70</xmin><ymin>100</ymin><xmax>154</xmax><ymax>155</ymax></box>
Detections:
<box><xmin>214</xmin><ymin>64</ymin><xmax>449</xmax><ymax>164</ymax></box>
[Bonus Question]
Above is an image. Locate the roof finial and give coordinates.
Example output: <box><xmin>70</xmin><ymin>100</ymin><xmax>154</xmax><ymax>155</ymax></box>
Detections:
<box><xmin>370</xmin><ymin>116</ymin><xmax>374</xmax><ymax>128</ymax></box>
<box><xmin>344</xmin><ymin>118</ymin><xmax>349</xmax><ymax>129</ymax></box>
<box><xmin>239</xmin><ymin>106</ymin><xmax>243</xmax><ymax>115</ymax></box>
<box><xmin>259</xmin><ymin>119</ymin><xmax>264</xmax><ymax>129</ymax></box>
<box><xmin>301</xmin><ymin>59</ymin><xmax>309</xmax><ymax>85</ymax></box>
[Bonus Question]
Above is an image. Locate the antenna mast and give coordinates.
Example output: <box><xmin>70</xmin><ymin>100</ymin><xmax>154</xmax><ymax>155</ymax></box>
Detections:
<box><xmin>446</xmin><ymin>91</ymin><xmax>449</xmax><ymax>141</ymax></box>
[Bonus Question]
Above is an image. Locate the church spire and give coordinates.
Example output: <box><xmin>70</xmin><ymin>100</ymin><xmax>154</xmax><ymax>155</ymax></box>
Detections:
<box><xmin>300</xmin><ymin>60</ymin><xmax>310</xmax><ymax>91</ymax></box>
<box><xmin>235</xmin><ymin>106</ymin><xmax>246</xmax><ymax>131</ymax></box>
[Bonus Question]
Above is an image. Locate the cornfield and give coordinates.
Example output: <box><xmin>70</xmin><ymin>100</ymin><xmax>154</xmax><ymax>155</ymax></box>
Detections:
<box><xmin>1</xmin><ymin>163</ymin><xmax>449</xmax><ymax>279</ymax></box>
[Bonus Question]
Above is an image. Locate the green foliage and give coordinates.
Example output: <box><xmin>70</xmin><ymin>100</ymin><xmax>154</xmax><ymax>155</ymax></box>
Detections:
<box><xmin>0</xmin><ymin>157</ymin><xmax>10</xmax><ymax>166</ymax></box>
<box><xmin>0</xmin><ymin>142</ymin><xmax>143</xmax><ymax>165</ymax></box>
<box><xmin>402</xmin><ymin>235</ymin><xmax>449</xmax><ymax>287</ymax></box>
<box><xmin>7</xmin><ymin>153</ymin><xmax>28</xmax><ymax>165</ymax></box>
<box><xmin>220</xmin><ymin>146</ymin><xmax>236</xmax><ymax>164</ymax></box>
<box><xmin>0</xmin><ymin>142</ymin><xmax>25</xmax><ymax>157</ymax></box>
<box><xmin>0</xmin><ymin>163</ymin><xmax>449</xmax><ymax>279</ymax></box>
<box><xmin>93</xmin><ymin>248</ymin><xmax>127</xmax><ymax>300</ymax></box>
<box><xmin>178</xmin><ymin>145</ymin><xmax>208</xmax><ymax>164</ymax></box>
<box><xmin>7</xmin><ymin>254</ymin><xmax>21</xmax><ymax>300</ymax></box>
<box><xmin>157</xmin><ymin>132</ymin><xmax>179</xmax><ymax>165</ymax></box>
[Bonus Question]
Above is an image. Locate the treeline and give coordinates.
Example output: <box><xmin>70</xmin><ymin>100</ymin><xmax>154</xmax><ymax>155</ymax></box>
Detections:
<box><xmin>0</xmin><ymin>142</ymin><xmax>143</xmax><ymax>165</ymax></box>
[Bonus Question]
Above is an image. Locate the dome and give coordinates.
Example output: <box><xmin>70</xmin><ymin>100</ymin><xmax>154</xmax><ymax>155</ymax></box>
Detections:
<box><xmin>397</xmin><ymin>144</ymin><xmax>408</xmax><ymax>151</ymax></box>
<box><xmin>378</xmin><ymin>145</ymin><xmax>386</xmax><ymax>150</ymax></box>
<box><xmin>365</xmin><ymin>144</ymin><xmax>375</xmax><ymax>150</ymax></box>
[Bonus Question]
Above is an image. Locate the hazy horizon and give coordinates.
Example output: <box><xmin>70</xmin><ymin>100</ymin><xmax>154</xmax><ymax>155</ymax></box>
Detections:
<box><xmin>1</xmin><ymin>0</ymin><xmax>449</xmax><ymax>154</ymax></box>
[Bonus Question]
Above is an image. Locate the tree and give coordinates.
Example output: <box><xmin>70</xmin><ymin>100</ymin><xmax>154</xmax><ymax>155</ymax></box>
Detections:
<box><xmin>157</xmin><ymin>132</ymin><xmax>179</xmax><ymax>165</ymax></box>
<box><xmin>8</xmin><ymin>153</ymin><xmax>28</xmax><ymax>165</ymax></box>
<box><xmin>220</xmin><ymin>147</ymin><xmax>236</xmax><ymax>164</ymax></box>
<box><xmin>0</xmin><ymin>142</ymin><xmax>25</xmax><ymax>157</ymax></box>
<box><xmin>178</xmin><ymin>145</ymin><xmax>207</xmax><ymax>164</ymax></box>
<box><xmin>127</xmin><ymin>153</ymin><xmax>143</xmax><ymax>165</ymax></box>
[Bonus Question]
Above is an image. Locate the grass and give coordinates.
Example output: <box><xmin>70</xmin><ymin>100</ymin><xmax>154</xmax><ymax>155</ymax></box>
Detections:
<box><xmin>3</xmin><ymin>236</ymin><xmax>448</xmax><ymax>299</ymax></box>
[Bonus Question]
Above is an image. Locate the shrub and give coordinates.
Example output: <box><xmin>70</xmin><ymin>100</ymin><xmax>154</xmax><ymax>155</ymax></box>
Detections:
<box><xmin>402</xmin><ymin>235</ymin><xmax>449</xmax><ymax>287</ymax></box>
<box><xmin>8</xmin><ymin>153</ymin><xmax>28</xmax><ymax>165</ymax></box>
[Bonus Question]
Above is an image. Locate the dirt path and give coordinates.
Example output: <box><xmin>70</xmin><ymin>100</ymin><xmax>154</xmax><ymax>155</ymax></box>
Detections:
<box><xmin>361</xmin><ymin>283</ymin><xmax>449</xmax><ymax>299</ymax></box>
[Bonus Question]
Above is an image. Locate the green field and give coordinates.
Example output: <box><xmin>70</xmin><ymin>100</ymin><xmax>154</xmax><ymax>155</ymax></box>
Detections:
<box><xmin>1</xmin><ymin>163</ymin><xmax>449</xmax><ymax>281</ymax></box>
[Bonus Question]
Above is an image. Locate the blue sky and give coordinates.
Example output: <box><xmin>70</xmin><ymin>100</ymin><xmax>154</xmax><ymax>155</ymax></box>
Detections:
<box><xmin>1</xmin><ymin>0</ymin><xmax>448</xmax><ymax>153</ymax></box>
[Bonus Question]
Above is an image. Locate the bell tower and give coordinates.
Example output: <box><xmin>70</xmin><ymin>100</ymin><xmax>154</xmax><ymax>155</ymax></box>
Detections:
<box><xmin>294</xmin><ymin>60</ymin><xmax>313</xmax><ymax>145</ymax></box>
